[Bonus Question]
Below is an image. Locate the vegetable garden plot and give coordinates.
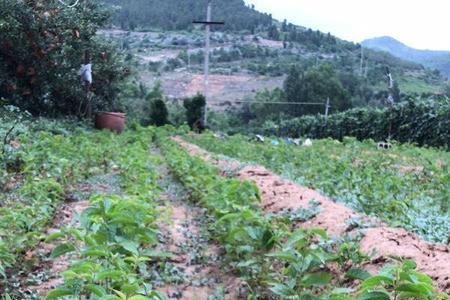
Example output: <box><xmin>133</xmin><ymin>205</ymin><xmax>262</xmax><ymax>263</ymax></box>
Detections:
<box><xmin>1</xmin><ymin>131</ymin><xmax>128</xmax><ymax>289</ymax></box>
<box><xmin>186</xmin><ymin>133</ymin><xmax>450</xmax><ymax>244</ymax></box>
<box><xmin>1</xmin><ymin>128</ymin><xmax>167</xmax><ymax>299</ymax></box>
<box><xmin>2</xmin><ymin>125</ymin><xmax>449</xmax><ymax>299</ymax></box>
<box><xmin>156</xmin><ymin>128</ymin><xmax>449</xmax><ymax>299</ymax></box>
<box><xmin>172</xmin><ymin>134</ymin><xmax>450</xmax><ymax>294</ymax></box>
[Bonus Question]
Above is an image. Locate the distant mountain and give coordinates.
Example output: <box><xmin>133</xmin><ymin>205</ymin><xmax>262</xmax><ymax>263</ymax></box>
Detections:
<box><xmin>362</xmin><ymin>36</ymin><xmax>450</xmax><ymax>78</ymax></box>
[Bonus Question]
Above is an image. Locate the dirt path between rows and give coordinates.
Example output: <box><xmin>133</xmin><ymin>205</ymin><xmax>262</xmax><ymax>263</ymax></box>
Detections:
<box><xmin>15</xmin><ymin>175</ymin><xmax>122</xmax><ymax>298</ymax></box>
<box><xmin>173</xmin><ymin>137</ymin><xmax>450</xmax><ymax>293</ymax></box>
<box><xmin>25</xmin><ymin>200</ymin><xmax>89</xmax><ymax>296</ymax></box>
<box><xmin>154</xmin><ymin>150</ymin><xmax>245</xmax><ymax>300</ymax></box>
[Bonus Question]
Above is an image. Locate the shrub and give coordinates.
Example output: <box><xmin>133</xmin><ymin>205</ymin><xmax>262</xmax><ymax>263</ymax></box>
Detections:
<box><xmin>183</xmin><ymin>94</ymin><xmax>206</xmax><ymax>130</ymax></box>
<box><xmin>144</xmin><ymin>82</ymin><xmax>168</xmax><ymax>126</ymax></box>
<box><xmin>150</xmin><ymin>99</ymin><xmax>169</xmax><ymax>126</ymax></box>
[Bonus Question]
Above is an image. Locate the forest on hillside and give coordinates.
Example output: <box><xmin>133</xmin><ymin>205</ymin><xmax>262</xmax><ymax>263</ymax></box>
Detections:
<box><xmin>103</xmin><ymin>0</ymin><xmax>273</xmax><ymax>32</ymax></box>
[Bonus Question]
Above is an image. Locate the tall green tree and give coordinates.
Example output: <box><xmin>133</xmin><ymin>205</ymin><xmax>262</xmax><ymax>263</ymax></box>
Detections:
<box><xmin>283</xmin><ymin>64</ymin><xmax>351</xmax><ymax>116</ymax></box>
<box><xmin>0</xmin><ymin>0</ymin><xmax>126</xmax><ymax>117</ymax></box>
<box><xmin>301</xmin><ymin>64</ymin><xmax>351</xmax><ymax>114</ymax></box>
<box><xmin>284</xmin><ymin>66</ymin><xmax>305</xmax><ymax>116</ymax></box>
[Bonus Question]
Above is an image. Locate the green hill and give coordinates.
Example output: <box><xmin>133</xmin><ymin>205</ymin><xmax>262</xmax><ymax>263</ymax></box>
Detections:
<box><xmin>102</xmin><ymin>0</ymin><xmax>273</xmax><ymax>32</ymax></box>
<box><xmin>101</xmin><ymin>0</ymin><xmax>448</xmax><ymax>114</ymax></box>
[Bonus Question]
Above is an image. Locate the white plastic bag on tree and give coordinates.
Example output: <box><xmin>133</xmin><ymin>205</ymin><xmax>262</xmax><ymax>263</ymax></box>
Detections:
<box><xmin>79</xmin><ymin>63</ymin><xmax>92</xmax><ymax>84</ymax></box>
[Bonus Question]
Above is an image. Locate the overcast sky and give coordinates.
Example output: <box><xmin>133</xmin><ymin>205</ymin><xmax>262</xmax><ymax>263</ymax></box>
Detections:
<box><xmin>244</xmin><ymin>0</ymin><xmax>450</xmax><ymax>50</ymax></box>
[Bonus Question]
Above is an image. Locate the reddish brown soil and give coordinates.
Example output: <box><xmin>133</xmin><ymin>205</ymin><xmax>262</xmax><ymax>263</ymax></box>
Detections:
<box><xmin>173</xmin><ymin>137</ymin><xmax>450</xmax><ymax>293</ymax></box>
<box><xmin>25</xmin><ymin>200</ymin><xmax>89</xmax><ymax>295</ymax></box>
<box><xmin>155</xmin><ymin>155</ymin><xmax>245</xmax><ymax>299</ymax></box>
<box><xmin>157</xmin><ymin>203</ymin><xmax>243</xmax><ymax>299</ymax></box>
<box><xmin>23</xmin><ymin>179</ymin><xmax>119</xmax><ymax>296</ymax></box>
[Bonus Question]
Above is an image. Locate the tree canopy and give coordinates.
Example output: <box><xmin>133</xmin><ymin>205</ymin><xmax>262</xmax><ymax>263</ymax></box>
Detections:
<box><xmin>284</xmin><ymin>64</ymin><xmax>351</xmax><ymax>116</ymax></box>
<box><xmin>102</xmin><ymin>0</ymin><xmax>273</xmax><ymax>32</ymax></box>
<box><xmin>0</xmin><ymin>0</ymin><xmax>126</xmax><ymax>116</ymax></box>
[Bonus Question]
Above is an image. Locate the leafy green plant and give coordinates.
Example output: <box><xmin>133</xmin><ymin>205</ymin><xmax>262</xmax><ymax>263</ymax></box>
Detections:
<box><xmin>357</xmin><ymin>260</ymin><xmax>447</xmax><ymax>300</ymax></box>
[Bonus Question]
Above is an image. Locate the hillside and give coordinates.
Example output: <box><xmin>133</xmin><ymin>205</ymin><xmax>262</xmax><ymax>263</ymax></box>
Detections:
<box><xmin>362</xmin><ymin>36</ymin><xmax>450</xmax><ymax>78</ymax></box>
<box><xmin>102</xmin><ymin>0</ymin><xmax>273</xmax><ymax>32</ymax></box>
<box><xmin>81</xmin><ymin>0</ymin><xmax>450</xmax><ymax>128</ymax></box>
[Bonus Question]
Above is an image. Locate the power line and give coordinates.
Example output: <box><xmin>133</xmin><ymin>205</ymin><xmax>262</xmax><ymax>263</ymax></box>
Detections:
<box><xmin>208</xmin><ymin>100</ymin><xmax>327</xmax><ymax>106</ymax></box>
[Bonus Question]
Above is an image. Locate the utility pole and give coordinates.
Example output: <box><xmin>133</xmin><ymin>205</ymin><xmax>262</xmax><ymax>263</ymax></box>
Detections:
<box><xmin>386</xmin><ymin>67</ymin><xmax>395</xmax><ymax>105</ymax></box>
<box><xmin>193</xmin><ymin>0</ymin><xmax>224</xmax><ymax>127</ymax></box>
<box><xmin>203</xmin><ymin>1</ymin><xmax>211</xmax><ymax>126</ymax></box>
<box><xmin>360</xmin><ymin>46</ymin><xmax>364</xmax><ymax>77</ymax></box>
<box><xmin>325</xmin><ymin>98</ymin><xmax>330</xmax><ymax>123</ymax></box>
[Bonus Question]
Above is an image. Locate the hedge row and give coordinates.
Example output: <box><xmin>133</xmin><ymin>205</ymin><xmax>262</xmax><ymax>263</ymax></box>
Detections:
<box><xmin>261</xmin><ymin>97</ymin><xmax>450</xmax><ymax>148</ymax></box>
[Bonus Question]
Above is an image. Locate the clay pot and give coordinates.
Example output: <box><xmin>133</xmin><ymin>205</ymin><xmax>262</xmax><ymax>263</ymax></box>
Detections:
<box><xmin>95</xmin><ymin>112</ymin><xmax>126</xmax><ymax>133</ymax></box>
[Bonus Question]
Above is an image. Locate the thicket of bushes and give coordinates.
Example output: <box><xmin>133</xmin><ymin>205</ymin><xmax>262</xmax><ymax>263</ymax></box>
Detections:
<box><xmin>261</xmin><ymin>97</ymin><xmax>450</xmax><ymax>148</ymax></box>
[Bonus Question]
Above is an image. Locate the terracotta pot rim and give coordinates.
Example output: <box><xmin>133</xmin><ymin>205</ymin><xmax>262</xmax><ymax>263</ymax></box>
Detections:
<box><xmin>96</xmin><ymin>111</ymin><xmax>126</xmax><ymax>118</ymax></box>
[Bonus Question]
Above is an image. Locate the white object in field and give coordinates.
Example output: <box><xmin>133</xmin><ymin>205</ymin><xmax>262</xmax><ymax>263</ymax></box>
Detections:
<box><xmin>79</xmin><ymin>63</ymin><xmax>93</xmax><ymax>84</ymax></box>
<box><xmin>303</xmin><ymin>139</ymin><xmax>313</xmax><ymax>147</ymax></box>
<box><xmin>213</xmin><ymin>132</ymin><xmax>227</xmax><ymax>139</ymax></box>
<box><xmin>377</xmin><ymin>142</ymin><xmax>392</xmax><ymax>150</ymax></box>
<box><xmin>293</xmin><ymin>138</ymin><xmax>301</xmax><ymax>146</ymax></box>
<box><xmin>255</xmin><ymin>135</ymin><xmax>265</xmax><ymax>142</ymax></box>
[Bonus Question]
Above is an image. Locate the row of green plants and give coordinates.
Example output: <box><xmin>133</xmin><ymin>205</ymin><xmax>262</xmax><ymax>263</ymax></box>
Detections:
<box><xmin>156</xmin><ymin>127</ymin><xmax>447</xmax><ymax>299</ymax></box>
<box><xmin>44</xmin><ymin>127</ymin><xmax>167</xmax><ymax>299</ymax></box>
<box><xmin>187</xmin><ymin>133</ymin><xmax>450</xmax><ymax>244</ymax></box>
<box><xmin>261</xmin><ymin>97</ymin><xmax>449</xmax><ymax>149</ymax></box>
<box><xmin>0</xmin><ymin>128</ymin><xmax>126</xmax><ymax>282</ymax></box>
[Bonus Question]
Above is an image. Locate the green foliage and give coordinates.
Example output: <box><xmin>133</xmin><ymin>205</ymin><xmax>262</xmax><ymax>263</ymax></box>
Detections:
<box><xmin>2</xmin><ymin>122</ymin><xmax>446</xmax><ymax>298</ymax></box>
<box><xmin>357</xmin><ymin>260</ymin><xmax>446</xmax><ymax>300</ymax></box>
<box><xmin>102</xmin><ymin>0</ymin><xmax>273</xmax><ymax>32</ymax></box>
<box><xmin>284</xmin><ymin>64</ymin><xmax>351</xmax><ymax>116</ymax></box>
<box><xmin>183</xmin><ymin>94</ymin><xmax>206</xmax><ymax>130</ymax></box>
<box><xmin>0</xmin><ymin>105</ymin><xmax>31</xmax><ymax>165</ymax></box>
<box><xmin>247</xmin><ymin>88</ymin><xmax>285</xmax><ymax>122</ymax></box>
<box><xmin>262</xmin><ymin>96</ymin><xmax>450</xmax><ymax>148</ymax></box>
<box><xmin>145</xmin><ymin>83</ymin><xmax>169</xmax><ymax>126</ymax></box>
<box><xmin>0</xmin><ymin>0</ymin><xmax>126</xmax><ymax>116</ymax></box>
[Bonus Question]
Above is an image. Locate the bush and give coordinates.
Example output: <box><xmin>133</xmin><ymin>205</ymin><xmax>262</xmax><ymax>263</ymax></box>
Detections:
<box><xmin>149</xmin><ymin>99</ymin><xmax>169</xmax><ymax>126</ymax></box>
<box><xmin>183</xmin><ymin>94</ymin><xmax>206</xmax><ymax>129</ymax></box>
<box><xmin>143</xmin><ymin>82</ymin><xmax>168</xmax><ymax>126</ymax></box>
<box><xmin>262</xmin><ymin>96</ymin><xmax>450</xmax><ymax>148</ymax></box>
